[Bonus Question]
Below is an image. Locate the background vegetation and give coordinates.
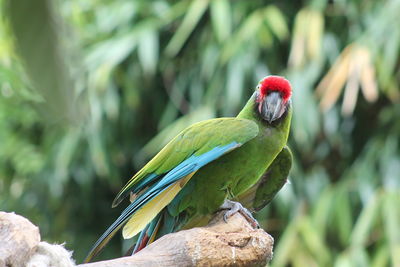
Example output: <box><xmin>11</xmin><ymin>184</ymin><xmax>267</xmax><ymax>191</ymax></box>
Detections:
<box><xmin>0</xmin><ymin>0</ymin><xmax>399</xmax><ymax>265</ymax></box>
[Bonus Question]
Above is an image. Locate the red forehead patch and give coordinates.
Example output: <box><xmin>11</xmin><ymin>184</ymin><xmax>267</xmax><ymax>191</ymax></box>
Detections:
<box><xmin>259</xmin><ymin>76</ymin><xmax>292</xmax><ymax>102</ymax></box>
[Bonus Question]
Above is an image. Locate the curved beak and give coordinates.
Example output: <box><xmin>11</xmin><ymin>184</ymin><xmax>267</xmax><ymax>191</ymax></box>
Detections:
<box><xmin>261</xmin><ymin>91</ymin><xmax>285</xmax><ymax>123</ymax></box>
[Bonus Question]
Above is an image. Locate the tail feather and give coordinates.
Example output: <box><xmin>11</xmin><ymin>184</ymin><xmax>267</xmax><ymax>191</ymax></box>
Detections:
<box><xmin>83</xmin><ymin>221</ymin><xmax>124</xmax><ymax>263</ymax></box>
<box><xmin>147</xmin><ymin>215</ymin><xmax>162</xmax><ymax>245</ymax></box>
<box><xmin>84</xmin><ymin>173</ymin><xmax>194</xmax><ymax>263</ymax></box>
<box><xmin>132</xmin><ymin>213</ymin><xmax>162</xmax><ymax>254</ymax></box>
<box><xmin>132</xmin><ymin>223</ymin><xmax>150</xmax><ymax>254</ymax></box>
<box><xmin>122</xmin><ymin>173</ymin><xmax>194</xmax><ymax>239</ymax></box>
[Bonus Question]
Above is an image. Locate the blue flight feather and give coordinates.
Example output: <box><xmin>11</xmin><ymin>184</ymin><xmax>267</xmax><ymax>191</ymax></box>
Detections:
<box><xmin>131</xmin><ymin>173</ymin><xmax>159</xmax><ymax>194</ymax></box>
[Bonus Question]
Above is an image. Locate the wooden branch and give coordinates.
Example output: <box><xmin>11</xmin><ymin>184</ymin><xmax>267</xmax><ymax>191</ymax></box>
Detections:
<box><xmin>78</xmin><ymin>212</ymin><xmax>274</xmax><ymax>267</ymax></box>
<box><xmin>0</xmin><ymin>211</ymin><xmax>274</xmax><ymax>267</ymax></box>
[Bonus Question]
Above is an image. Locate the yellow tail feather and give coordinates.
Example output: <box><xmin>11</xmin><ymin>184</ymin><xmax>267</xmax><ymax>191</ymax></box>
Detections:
<box><xmin>122</xmin><ymin>172</ymin><xmax>195</xmax><ymax>239</ymax></box>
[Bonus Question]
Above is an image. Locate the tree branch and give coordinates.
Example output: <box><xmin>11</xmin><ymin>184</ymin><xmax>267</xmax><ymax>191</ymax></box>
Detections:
<box><xmin>0</xmin><ymin>211</ymin><xmax>274</xmax><ymax>267</ymax></box>
<box><xmin>78</xmin><ymin>212</ymin><xmax>274</xmax><ymax>267</ymax></box>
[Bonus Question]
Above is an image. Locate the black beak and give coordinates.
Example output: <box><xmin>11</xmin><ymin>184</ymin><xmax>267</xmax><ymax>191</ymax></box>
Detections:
<box><xmin>261</xmin><ymin>91</ymin><xmax>285</xmax><ymax>123</ymax></box>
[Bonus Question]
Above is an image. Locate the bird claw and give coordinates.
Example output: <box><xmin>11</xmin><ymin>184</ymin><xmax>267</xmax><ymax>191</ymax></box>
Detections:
<box><xmin>220</xmin><ymin>200</ymin><xmax>260</xmax><ymax>229</ymax></box>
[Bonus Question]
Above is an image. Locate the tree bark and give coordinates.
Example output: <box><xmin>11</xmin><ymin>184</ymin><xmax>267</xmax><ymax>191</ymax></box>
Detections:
<box><xmin>78</xmin><ymin>212</ymin><xmax>274</xmax><ymax>267</ymax></box>
<box><xmin>0</xmin><ymin>211</ymin><xmax>274</xmax><ymax>267</ymax></box>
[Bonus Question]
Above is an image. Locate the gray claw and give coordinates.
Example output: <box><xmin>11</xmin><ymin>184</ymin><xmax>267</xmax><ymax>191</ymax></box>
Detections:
<box><xmin>220</xmin><ymin>199</ymin><xmax>260</xmax><ymax>229</ymax></box>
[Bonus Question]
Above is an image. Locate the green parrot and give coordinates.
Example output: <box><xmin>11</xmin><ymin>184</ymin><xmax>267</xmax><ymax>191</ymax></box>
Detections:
<box><xmin>85</xmin><ymin>75</ymin><xmax>293</xmax><ymax>262</ymax></box>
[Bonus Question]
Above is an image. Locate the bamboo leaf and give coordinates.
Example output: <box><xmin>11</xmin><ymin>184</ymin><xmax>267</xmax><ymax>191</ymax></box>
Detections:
<box><xmin>263</xmin><ymin>6</ymin><xmax>289</xmax><ymax>41</ymax></box>
<box><xmin>312</xmin><ymin>187</ymin><xmax>333</xmax><ymax>237</ymax></box>
<box><xmin>210</xmin><ymin>0</ymin><xmax>231</xmax><ymax>43</ymax></box>
<box><xmin>350</xmin><ymin>191</ymin><xmax>381</xmax><ymax>247</ymax></box>
<box><xmin>307</xmin><ymin>10</ymin><xmax>324</xmax><ymax>60</ymax></box>
<box><xmin>288</xmin><ymin>9</ymin><xmax>307</xmax><ymax>67</ymax></box>
<box><xmin>221</xmin><ymin>10</ymin><xmax>263</xmax><ymax>63</ymax></box>
<box><xmin>317</xmin><ymin>45</ymin><xmax>352</xmax><ymax>111</ymax></box>
<box><xmin>371</xmin><ymin>244</ymin><xmax>390</xmax><ymax>267</ymax></box>
<box><xmin>383</xmin><ymin>192</ymin><xmax>400</xmax><ymax>267</ymax></box>
<box><xmin>360</xmin><ymin>48</ymin><xmax>378</xmax><ymax>103</ymax></box>
<box><xmin>85</xmin><ymin>32</ymin><xmax>137</xmax><ymax>69</ymax></box>
<box><xmin>341</xmin><ymin>50</ymin><xmax>361</xmax><ymax>115</ymax></box>
<box><xmin>298</xmin><ymin>217</ymin><xmax>331</xmax><ymax>265</ymax></box>
<box><xmin>272</xmin><ymin>221</ymin><xmax>299</xmax><ymax>267</ymax></box>
<box><xmin>138</xmin><ymin>30</ymin><xmax>159</xmax><ymax>75</ymax></box>
<box><xmin>165</xmin><ymin>0</ymin><xmax>209</xmax><ymax>57</ymax></box>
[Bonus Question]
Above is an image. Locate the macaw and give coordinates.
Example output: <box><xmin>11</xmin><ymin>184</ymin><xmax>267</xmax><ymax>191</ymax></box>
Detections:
<box><xmin>85</xmin><ymin>75</ymin><xmax>293</xmax><ymax>262</ymax></box>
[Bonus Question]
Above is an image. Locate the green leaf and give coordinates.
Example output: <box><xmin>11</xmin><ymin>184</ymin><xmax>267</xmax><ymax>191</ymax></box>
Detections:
<box><xmin>85</xmin><ymin>32</ymin><xmax>137</xmax><ymax>69</ymax></box>
<box><xmin>350</xmin><ymin>191</ymin><xmax>381</xmax><ymax>247</ymax></box>
<box><xmin>312</xmin><ymin>186</ymin><xmax>334</xmax><ymax>237</ymax></box>
<box><xmin>383</xmin><ymin>192</ymin><xmax>400</xmax><ymax>266</ymax></box>
<box><xmin>272</xmin><ymin>221</ymin><xmax>299</xmax><ymax>267</ymax></box>
<box><xmin>349</xmin><ymin>248</ymin><xmax>370</xmax><ymax>267</ymax></box>
<box><xmin>333</xmin><ymin>186</ymin><xmax>352</xmax><ymax>245</ymax></box>
<box><xmin>371</xmin><ymin>244</ymin><xmax>390</xmax><ymax>267</ymax></box>
<box><xmin>333</xmin><ymin>253</ymin><xmax>353</xmax><ymax>267</ymax></box>
<box><xmin>263</xmin><ymin>6</ymin><xmax>289</xmax><ymax>41</ymax></box>
<box><xmin>165</xmin><ymin>0</ymin><xmax>209</xmax><ymax>57</ymax></box>
<box><xmin>138</xmin><ymin>30</ymin><xmax>159</xmax><ymax>75</ymax></box>
<box><xmin>224</xmin><ymin>57</ymin><xmax>244</xmax><ymax>115</ymax></box>
<box><xmin>298</xmin><ymin>216</ymin><xmax>331</xmax><ymax>265</ymax></box>
<box><xmin>210</xmin><ymin>0</ymin><xmax>231</xmax><ymax>43</ymax></box>
<box><xmin>221</xmin><ymin>10</ymin><xmax>263</xmax><ymax>62</ymax></box>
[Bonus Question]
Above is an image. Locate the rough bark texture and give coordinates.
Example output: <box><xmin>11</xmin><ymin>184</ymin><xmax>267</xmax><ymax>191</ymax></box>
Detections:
<box><xmin>0</xmin><ymin>211</ymin><xmax>274</xmax><ymax>267</ymax></box>
<box><xmin>79</xmin><ymin>212</ymin><xmax>274</xmax><ymax>267</ymax></box>
<box><xmin>0</xmin><ymin>211</ymin><xmax>40</xmax><ymax>267</ymax></box>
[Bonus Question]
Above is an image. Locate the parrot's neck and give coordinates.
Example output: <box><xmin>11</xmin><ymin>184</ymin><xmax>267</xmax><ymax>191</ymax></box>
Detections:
<box><xmin>236</xmin><ymin>93</ymin><xmax>258</xmax><ymax>120</ymax></box>
<box><xmin>236</xmin><ymin>92</ymin><xmax>292</xmax><ymax>133</ymax></box>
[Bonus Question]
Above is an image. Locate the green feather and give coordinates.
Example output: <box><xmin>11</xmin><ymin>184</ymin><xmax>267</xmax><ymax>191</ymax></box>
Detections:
<box><xmin>237</xmin><ymin>146</ymin><xmax>293</xmax><ymax>211</ymax></box>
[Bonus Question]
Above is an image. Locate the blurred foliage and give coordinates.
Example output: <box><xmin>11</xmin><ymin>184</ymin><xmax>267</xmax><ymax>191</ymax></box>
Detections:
<box><xmin>0</xmin><ymin>0</ymin><xmax>399</xmax><ymax>265</ymax></box>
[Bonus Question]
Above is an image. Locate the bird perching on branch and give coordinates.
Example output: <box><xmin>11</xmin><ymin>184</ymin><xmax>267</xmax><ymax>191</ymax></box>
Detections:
<box><xmin>85</xmin><ymin>75</ymin><xmax>293</xmax><ymax>263</ymax></box>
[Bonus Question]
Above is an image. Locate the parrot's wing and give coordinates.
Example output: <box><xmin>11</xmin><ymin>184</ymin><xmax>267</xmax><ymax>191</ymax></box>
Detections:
<box><xmin>112</xmin><ymin>118</ymin><xmax>259</xmax><ymax>207</ymax></box>
<box><xmin>84</xmin><ymin>118</ymin><xmax>259</xmax><ymax>262</ymax></box>
<box><xmin>237</xmin><ymin>146</ymin><xmax>293</xmax><ymax>211</ymax></box>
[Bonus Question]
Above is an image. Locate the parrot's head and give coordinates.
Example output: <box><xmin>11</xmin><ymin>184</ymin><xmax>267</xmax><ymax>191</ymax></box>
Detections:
<box><xmin>255</xmin><ymin>75</ymin><xmax>292</xmax><ymax>123</ymax></box>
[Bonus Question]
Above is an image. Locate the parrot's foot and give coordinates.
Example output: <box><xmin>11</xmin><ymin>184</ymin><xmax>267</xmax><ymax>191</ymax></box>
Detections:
<box><xmin>220</xmin><ymin>200</ymin><xmax>260</xmax><ymax>229</ymax></box>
